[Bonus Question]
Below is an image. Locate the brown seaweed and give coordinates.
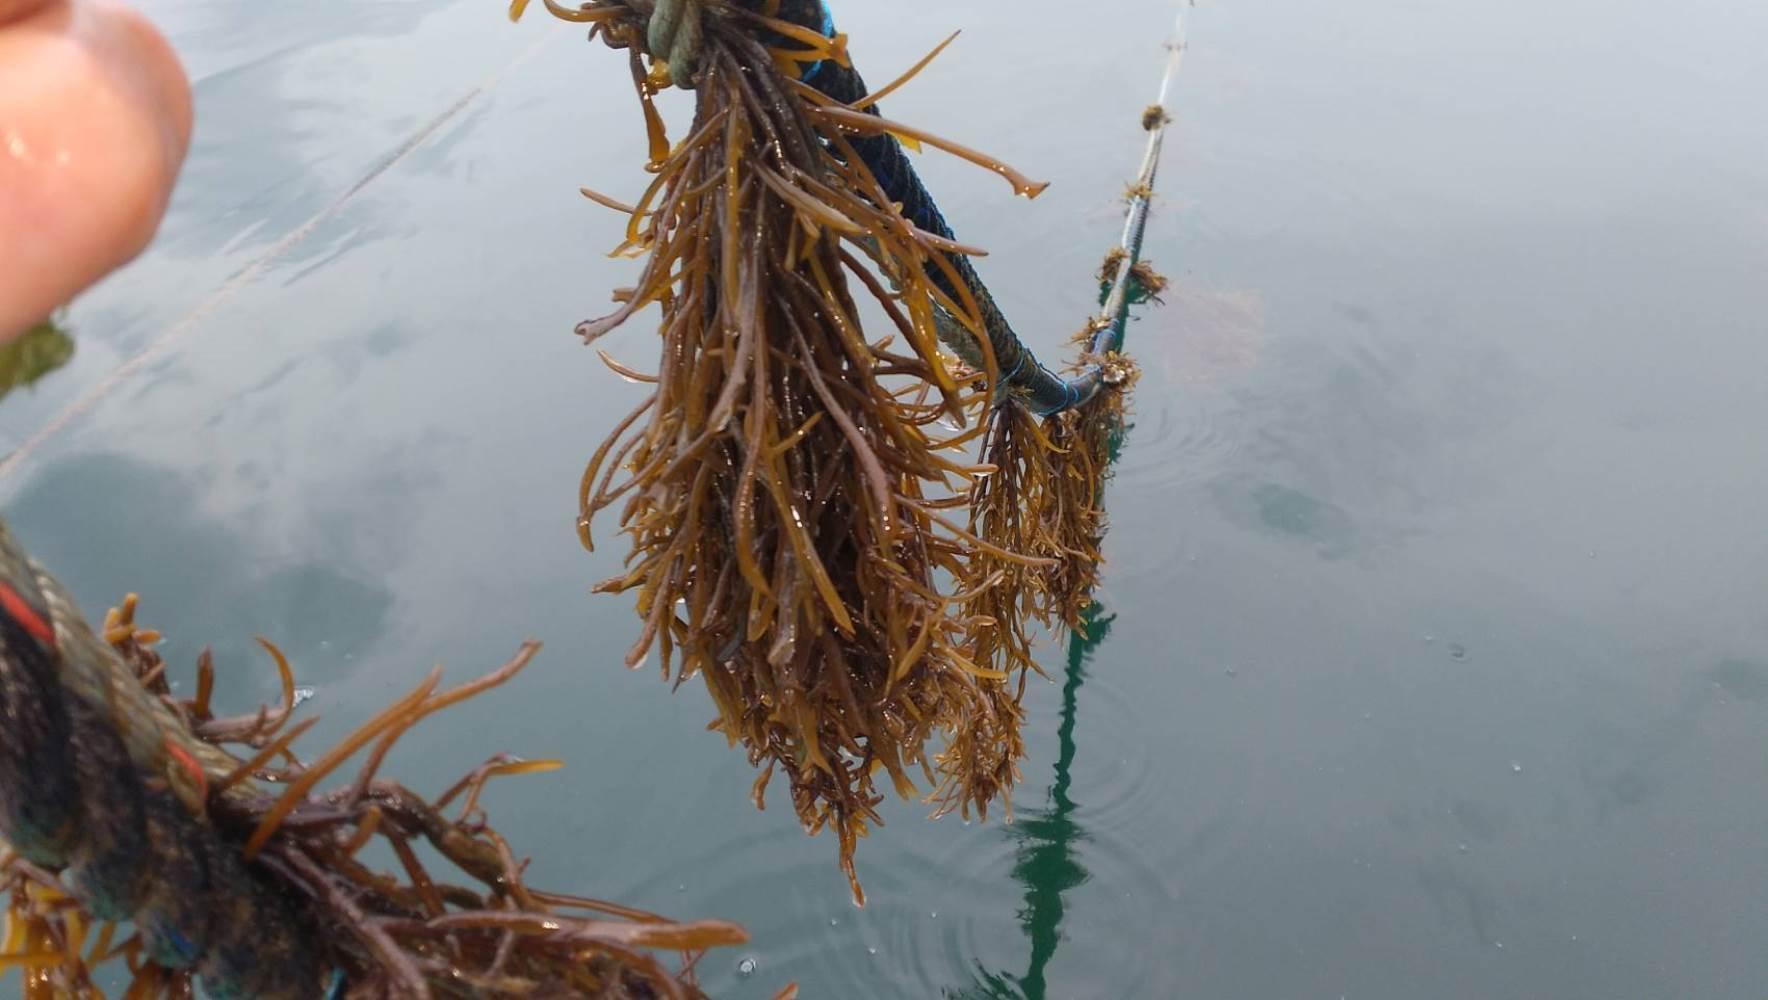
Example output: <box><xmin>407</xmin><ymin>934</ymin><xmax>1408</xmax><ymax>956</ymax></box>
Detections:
<box><xmin>534</xmin><ymin>0</ymin><xmax>1080</xmax><ymax>905</ymax></box>
<box><xmin>528</xmin><ymin>0</ymin><xmax>1143</xmax><ymax>904</ymax></box>
<box><xmin>2</xmin><ymin>595</ymin><xmax>754</xmax><ymax>999</ymax></box>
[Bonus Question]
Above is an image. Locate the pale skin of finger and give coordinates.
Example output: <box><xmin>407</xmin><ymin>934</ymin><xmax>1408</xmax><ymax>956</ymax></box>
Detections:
<box><xmin>0</xmin><ymin>0</ymin><xmax>192</xmax><ymax>342</ymax></box>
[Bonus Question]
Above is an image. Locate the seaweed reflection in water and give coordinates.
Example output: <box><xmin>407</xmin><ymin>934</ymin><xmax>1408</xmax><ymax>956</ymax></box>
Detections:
<box><xmin>949</xmin><ymin>603</ymin><xmax>1117</xmax><ymax>1000</ymax></box>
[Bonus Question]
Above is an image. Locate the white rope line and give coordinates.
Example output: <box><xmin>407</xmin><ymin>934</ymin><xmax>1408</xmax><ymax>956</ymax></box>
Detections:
<box><xmin>1096</xmin><ymin>4</ymin><xmax>1190</xmax><ymax>331</ymax></box>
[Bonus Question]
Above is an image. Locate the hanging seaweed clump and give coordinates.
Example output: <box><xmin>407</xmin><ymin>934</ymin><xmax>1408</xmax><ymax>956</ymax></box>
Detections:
<box><xmin>527</xmin><ymin>0</ymin><xmax>1068</xmax><ymax>904</ymax></box>
<box><xmin>1037</xmin><ymin>367</ymin><xmax>1136</xmax><ymax>631</ymax></box>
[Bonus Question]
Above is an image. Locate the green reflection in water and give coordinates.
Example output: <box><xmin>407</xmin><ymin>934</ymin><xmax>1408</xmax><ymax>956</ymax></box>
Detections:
<box><xmin>949</xmin><ymin>605</ymin><xmax>1115</xmax><ymax>1000</ymax></box>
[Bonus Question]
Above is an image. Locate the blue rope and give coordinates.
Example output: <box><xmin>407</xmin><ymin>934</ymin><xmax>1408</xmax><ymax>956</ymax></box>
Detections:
<box><xmin>799</xmin><ymin>1</ymin><xmax>1157</xmax><ymax>417</ymax></box>
<box><xmin>799</xmin><ymin>1</ymin><xmax>837</xmax><ymax>83</ymax></box>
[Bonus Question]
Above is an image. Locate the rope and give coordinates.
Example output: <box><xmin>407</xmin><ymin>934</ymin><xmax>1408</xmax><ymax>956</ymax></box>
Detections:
<box><xmin>0</xmin><ymin>518</ymin><xmax>321</xmax><ymax>998</ymax></box>
<box><xmin>1</xmin><ymin>507</ymin><xmax>740</xmax><ymax>997</ymax></box>
<box><xmin>798</xmin><ymin>2</ymin><xmax>1187</xmax><ymax>416</ymax></box>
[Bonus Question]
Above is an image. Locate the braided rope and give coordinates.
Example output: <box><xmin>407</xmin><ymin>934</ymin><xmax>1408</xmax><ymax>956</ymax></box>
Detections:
<box><xmin>797</xmin><ymin>2</ymin><xmax>1184</xmax><ymax>416</ymax></box>
<box><xmin>2</xmin><ymin>512</ymin><xmax>743</xmax><ymax>997</ymax></box>
<box><xmin>0</xmin><ymin>518</ymin><xmax>321</xmax><ymax>997</ymax></box>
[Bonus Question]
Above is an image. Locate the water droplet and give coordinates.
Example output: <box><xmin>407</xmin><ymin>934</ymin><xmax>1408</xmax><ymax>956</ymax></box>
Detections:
<box><xmin>1494</xmin><ymin>941</ymin><xmax>1505</xmax><ymax>949</ymax></box>
<box><xmin>292</xmin><ymin>686</ymin><xmax>316</xmax><ymax>708</ymax></box>
<box><xmin>867</xmin><ymin>947</ymin><xmax>878</xmax><ymax>956</ymax></box>
<box><xmin>1509</xmin><ymin>761</ymin><xmax>1523</xmax><ymax>774</ymax></box>
<box><xmin>829</xmin><ymin>917</ymin><xmax>839</xmax><ymax>927</ymax></box>
<box><xmin>737</xmin><ymin>957</ymin><xmax>758</xmax><ymax>978</ymax></box>
<box><xmin>676</xmin><ymin>884</ymin><xmax>686</xmax><ymax>893</ymax></box>
<box><xmin>1457</xmin><ymin>843</ymin><xmax>1469</xmax><ymax>854</ymax></box>
<box><xmin>1449</xmin><ymin>642</ymin><xmax>1468</xmax><ymax>661</ymax></box>
<box><xmin>930</xmin><ymin>911</ymin><xmax>938</xmax><ymax>919</ymax></box>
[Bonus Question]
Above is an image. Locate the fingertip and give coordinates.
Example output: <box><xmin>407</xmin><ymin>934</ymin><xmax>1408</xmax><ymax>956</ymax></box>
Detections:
<box><xmin>97</xmin><ymin>0</ymin><xmax>192</xmax><ymax>170</ymax></box>
<box><xmin>0</xmin><ymin>0</ymin><xmax>56</xmax><ymax>26</ymax></box>
<box><xmin>0</xmin><ymin>0</ymin><xmax>192</xmax><ymax>339</ymax></box>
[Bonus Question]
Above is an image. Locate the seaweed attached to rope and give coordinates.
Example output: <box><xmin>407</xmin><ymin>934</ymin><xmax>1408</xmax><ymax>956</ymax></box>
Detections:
<box><xmin>527</xmin><ymin>0</ymin><xmax>1178</xmax><ymax>901</ymax></box>
<box><xmin>535</xmin><ymin>0</ymin><xmax>1069</xmax><ymax>904</ymax></box>
<box><xmin>0</xmin><ymin>519</ymin><xmax>749</xmax><ymax>999</ymax></box>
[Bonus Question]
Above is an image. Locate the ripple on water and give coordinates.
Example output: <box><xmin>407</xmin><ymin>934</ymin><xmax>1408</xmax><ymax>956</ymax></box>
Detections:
<box><xmin>1107</xmin><ymin>280</ymin><xmax>1266</xmax><ymax>495</ymax></box>
<box><xmin>614</xmin><ymin>823</ymin><xmax>838</xmax><ymax>997</ymax></box>
<box><xmin>609</xmin><ymin>797</ymin><xmax>1022</xmax><ymax>998</ymax></box>
<box><xmin>1020</xmin><ymin>662</ymin><xmax>1162</xmax><ymax>838</ymax></box>
<box><xmin>928</xmin><ymin>807</ymin><xmax>1177</xmax><ymax>998</ymax></box>
<box><xmin>816</xmin><ymin>792</ymin><xmax>1176</xmax><ymax>1000</ymax></box>
<box><xmin>605</xmin><ymin>674</ymin><xmax>1171</xmax><ymax>999</ymax></box>
<box><xmin>1112</xmin><ymin>392</ymin><xmax>1248</xmax><ymax>499</ymax></box>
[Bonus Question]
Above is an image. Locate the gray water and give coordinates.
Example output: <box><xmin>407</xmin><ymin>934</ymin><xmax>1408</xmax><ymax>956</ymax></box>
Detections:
<box><xmin>5</xmin><ymin>1</ymin><xmax>1767</xmax><ymax>997</ymax></box>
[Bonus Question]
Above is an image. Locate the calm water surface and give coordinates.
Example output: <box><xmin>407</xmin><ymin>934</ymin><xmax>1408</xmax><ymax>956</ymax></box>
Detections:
<box><xmin>5</xmin><ymin>1</ymin><xmax>1766</xmax><ymax>997</ymax></box>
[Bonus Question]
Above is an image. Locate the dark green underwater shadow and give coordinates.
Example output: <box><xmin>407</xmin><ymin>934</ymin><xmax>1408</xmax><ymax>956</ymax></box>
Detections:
<box><xmin>946</xmin><ymin>604</ymin><xmax>1117</xmax><ymax>1000</ymax></box>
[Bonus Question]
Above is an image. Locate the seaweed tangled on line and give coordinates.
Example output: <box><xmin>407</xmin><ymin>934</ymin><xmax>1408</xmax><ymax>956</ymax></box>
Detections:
<box><xmin>527</xmin><ymin>0</ymin><xmax>1080</xmax><ymax>904</ymax></box>
<box><xmin>2</xmin><ymin>594</ymin><xmax>761</xmax><ymax>999</ymax></box>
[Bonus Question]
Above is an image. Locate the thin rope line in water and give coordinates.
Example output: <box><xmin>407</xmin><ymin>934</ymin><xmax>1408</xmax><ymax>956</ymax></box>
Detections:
<box><xmin>1091</xmin><ymin>5</ymin><xmax>1188</xmax><ymax>351</ymax></box>
<box><xmin>1024</xmin><ymin>5</ymin><xmax>1189</xmax><ymax>415</ymax></box>
<box><xmin>0</xmin><ymin>32</ymin><xmax>559</xmax><ymax>482</ymax></box>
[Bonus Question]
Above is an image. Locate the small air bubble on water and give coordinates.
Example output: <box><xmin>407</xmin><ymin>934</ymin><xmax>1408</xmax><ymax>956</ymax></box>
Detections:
<box><xmin>930</xmin><ymin>911</ymin><xmax>938</xmax><ymax>919</ymax></box>
<box><xmin>1509</xmin><ymin>761</ymin><xmax>1523</xmax><ymax>774</ymax></box>
<box><xmin>737</xmin><ymin>957</ymin><xmax>757</xmax><ymax>978</ymax></box>
<box><xmin>676</xmin><ymin>884</ymin><xmax>686</xmax><ymax>893</ymax></box>
<box><xmin>867</xmin><ymin>947</ymin><xmax>878</xmax><ymax>956</ymax></box>
<box><xmin>292</xmin><ymin>686</ymin><xmax>316</xmax><ymax>708</ymax></box>
<box><xmin>1224</xmin><ymin>666</ymin><xmax>1237</xmax><ymax>677</ymax></box>
<box><xmin>1423</xmin><ymin>634</ymin><xmax>1435</xmax><ymax>643</ymax></box>
<box><xmin>1457</xmin><ymin>843</ymin><xmax>1469</xmax><ymax>854</ymax></box>
<box><xmin>829</xmin><ymin>917</ymin><xmax>839</xmax><ymax>927</ymax></box>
